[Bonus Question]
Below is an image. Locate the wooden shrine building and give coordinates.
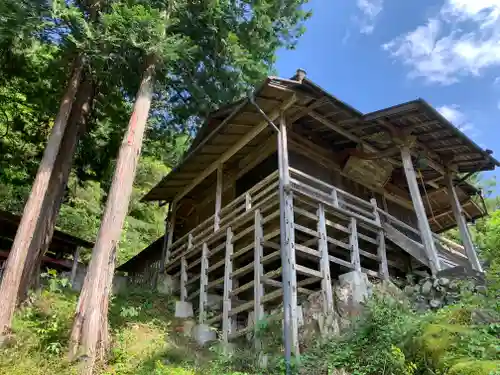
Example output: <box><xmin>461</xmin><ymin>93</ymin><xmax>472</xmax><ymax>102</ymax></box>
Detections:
<box><xmin>124</xmin><ymin>70</ymin><xmax>498</xmax><ymax>354</ymax></box>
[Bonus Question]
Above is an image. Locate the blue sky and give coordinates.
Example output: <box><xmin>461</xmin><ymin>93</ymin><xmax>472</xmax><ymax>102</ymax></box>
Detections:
<box><xmin>275</xmin><ymin>0</ymin><xmax>500</xmax><ymax>195</ymax></box>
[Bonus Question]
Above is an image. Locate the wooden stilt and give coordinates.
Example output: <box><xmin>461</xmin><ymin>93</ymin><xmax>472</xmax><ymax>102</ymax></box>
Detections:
<box><xmin>349</xmin><ymin>217</ymin><xmax>361</xmax><ymax>272</ymax></box>
<box><xmin>277</xmin><ymin>113</ymin><xmax>299</xmax><ymax>358</ymax></box>
<box><xmin>222</xmin><ymin>227</ymin><xmax>234</xmax><ymax>343</ymax></box>
<box><xmin>371</xmin><ymin>198</ymin><xmax>389</xmax><ymax>280</ymax></box>
<box><xmin>317</xmin><ymin>203</ymin><xmax>334</xmax><ymax>313</ymax></box>
<box><xmin>400</xmin><ymin>146</ymin><xmax>440</xmax><ymax>275</ymax></box>
<box><xmin>164</xmin><ymin>201</ymin><xmax>177</xmax><ymax>266</ymax></box>
<box><xmin>214</xmin><ymin>166</ymin><xmax>223</xmax><ymax>232</ymax></box>
<box><xmin>444</xmin><ymin>172</ymin><xmax>482</xmax><ymax>272</ymax></box>
<box><xmin>180</xmin><ymin>234</ymin><xmax>192</xmax><ymax>302</ymax></box>
<box><xmin>199</xmin><ymin>243</ymin><xmax>209</xmax><ymax>323</ymax></box>
<box><xmin>254</xmin><ymin>209</ymin><xmax>264</xmax><ymax>350</ymax></box>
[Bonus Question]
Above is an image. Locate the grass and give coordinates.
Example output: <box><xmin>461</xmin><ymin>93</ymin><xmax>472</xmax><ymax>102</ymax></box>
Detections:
<box><xmin>1</xmin><ymin>277</ymin><xmax>499</xmax><ymax>375</ymax></box>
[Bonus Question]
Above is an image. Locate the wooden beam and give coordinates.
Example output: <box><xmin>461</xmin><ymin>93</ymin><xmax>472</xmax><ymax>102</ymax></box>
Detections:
<box><xmin>317</xmin><ymin>203</ymin><xmax>334</xmax><ymax>313</ymax></box>
<box><xmin>222</xmin><ymin>227</ymin><xmax>233</xmax><ymax>343</ymax></box>
<box><xmin>444</xmin><ymin>173</ymin><xmax>482</xmax><ymax>272</ymax></box>
<box><xmin>180</xmin><ymin>233</ymin><xmax>192</xmax><ymax>302</ymax></box>
<box><xmin>172</xmin><ymin>95</ymin><xmax>296</xmax><ymax>205</ymax></box>
<box><xmin>310</xmin><ymin>110</ymin><xmax>449</xmax><ymax>178</ymax></box>
<box><xmin>400</xmin><ymin>146</ymin><xmax>440</xmax><ymax>275</ymax></box>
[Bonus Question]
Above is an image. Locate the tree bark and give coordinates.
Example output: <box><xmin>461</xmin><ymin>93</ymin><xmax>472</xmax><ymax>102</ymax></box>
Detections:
<box><xmin>0</xmin><ymin>57</ymin><xmax>83</xmax><ymax>336</ymax></box>
<box><xmin>18</xmin><ymin>76</ymin><xmax>95</xmax><ymax>301</ymax></box>
<box><xmin>69</xmin><ymin>56</ymin><xmax>156</xmax><ymax>374</ymax></box>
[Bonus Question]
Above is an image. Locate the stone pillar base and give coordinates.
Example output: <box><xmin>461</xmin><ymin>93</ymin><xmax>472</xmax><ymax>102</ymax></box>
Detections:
<box><xmin>175</xmin><ymin>301</ymin><xmax>194</xmax><ymax>318</ymax></box>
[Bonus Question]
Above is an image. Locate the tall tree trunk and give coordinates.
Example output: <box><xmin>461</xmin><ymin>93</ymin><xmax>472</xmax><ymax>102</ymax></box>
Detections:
<box><xmin>0</xmin><ymin>57</ymin><xmax>83</xmax><ymax>336</ymax></box>
<box><xmin>69</xmin><ymin>56</ymin><xmax>156</xmax><ymax>374</ymax></box>
<box><xmin>17</xmin><ymin>76</ymin><xmax>95</xmax><ymax>301</ymax></box>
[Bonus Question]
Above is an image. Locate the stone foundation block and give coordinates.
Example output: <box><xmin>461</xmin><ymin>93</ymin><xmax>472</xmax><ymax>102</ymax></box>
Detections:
<box><xmin>175</xmin><ymin>301</ymin><xmax>194</xmax><ymax>318</ymax></box>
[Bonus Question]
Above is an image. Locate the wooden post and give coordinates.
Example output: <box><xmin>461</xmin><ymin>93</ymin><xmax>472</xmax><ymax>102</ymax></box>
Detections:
<box><xmin>222</xmin><ymin>227</ymin><xmax>234</xmax><ymax>344</ymax></box>
<box><xmin>245</xmin><ymin>192</ymin><xmax>252</xmax><ymax>211</ymax></box>
<box><xmin>214</xmin><ymin>166</ymin><xmax>223</xmax><ymax>232</ymax></box>
<box><xmin>199</xmin><ymin>243</ymin><xmax>209</xmax><ymax>323</ymax></box>
<box><xmin>164</xmin><ymin>201</ymin><xmax>177</xmax><ymax>266</ymax></box>
<box><xmin>400</xmin><ymin>146</ymin><xmax>441</xmax><ymax>275</ymax></box>
<box><xmin>371</xmin><ymin>198</ymin><xmax>389</xmax><ymax>280</ymax></box>
<box><xmin>444</xmin><ymin>173</ymin><xmax>482</xmax><ymax>272</ymax></box>
<box><xmin>349</xmin><ymin>217</ymin><xmax>361</xmax><ymax>272</ymax></box>
<box><xmin>254</xmin><ymin>209</ymin><xmax>264</xmax><ymax>350</ymax></box>
<box><xmin>331</xmin><ymin>187</ymin><xmax>339</xmax><ymax>208</ymax></box>
<box><xmin>180</xmin><ymin>234</ymin><xmax>192</xmax><ymax>302</ymax></box>
<box><xmin>317</xmin><ymin>204</ymin><xmax>334</xmax><ymax>313</ymax></box>
<box><xmin>70</xmin><ymin>247</ymin><xmax>81</xmax><ymax>288</ymax></box>
<box><xmin>277</xmin><ymin>112</ymin><xmax>299</xmax><ymax>359</ymax></box>
<box><xmin>159</xmin><ymin>215</ymin><xmax>169</xmax><ymax>273</ymax></box>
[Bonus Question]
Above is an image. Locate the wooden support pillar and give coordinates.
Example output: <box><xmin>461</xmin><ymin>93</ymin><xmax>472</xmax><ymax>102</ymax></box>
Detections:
<box><xmin>163</xmin><ymin>201</ymin><xmax>177</xmax><ymax>267</ymax></box>
<box><xmin>70</xmin><ymin>247</ymin><xmax>81</xmax><ymax>287</ymax></box>
<box><xmin>199</xmin><ymin>243</ymin><xmax>209</xmax><ymax>323</ymax></box>
<box><xmin>317</xmin><ymin>203</ymin><xmax>334</xmax><ymax>313</ymax></box>
<box><xmin>222</xmin><ymin>227</ymin><xmax>234</xmax><ymax>344</ymax></box>
<box><xmin>444</xmin><ymin>173</ymin><xmax>482</xmax><ymax>272</ymax></box>
<box><xmin>349</xmin><ymin>217</ymin><xmax>361</xmax><ymax>272</ymax></box>
<box><xmin>180</xmin><ymin>234</ymin><xmax>192</xmax><ymax>302</ymax></box>
<box><xmin>245</xmin><ymin>192</ymin><xmax>252</xmax><ymax>211</ymax></box>
<box><xmin>277</xmin><ymin>112</ymin><xmax>299</xmax><ymax>358</ymax></box>
<box><xmin>254</xmin><ymin>209</ymin><xmax>264</xmax><ymax>350</ymax></box>
<box><xmin>214</xmin><ymin>165</ymin><xmax>223</xmax><ymax>232</ymax></box>
<box><xmin>400</xmin><ymin>146</ymin><xmax>441</xmax><ymax>275</ymax></box>
<box><xmin>371</xmin><ymin>198</ymin><xmax>389</xmax><ymax>280</ymax></box>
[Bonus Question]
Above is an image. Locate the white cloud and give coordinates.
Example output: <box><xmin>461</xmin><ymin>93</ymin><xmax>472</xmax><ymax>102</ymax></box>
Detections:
<box><xmin>383</xmin><ymin>0</ymin><xmax>500</xmax><ymax>84</ymax></box>
<box><xmin>437</xmin><ymin>104</ymin><xmax>475</xmax><ymax>134</ymax></box>
<box><xmin>356</xmin><ymin>0</ymin><xmax>384</xmax><ymax>34</ymax></box>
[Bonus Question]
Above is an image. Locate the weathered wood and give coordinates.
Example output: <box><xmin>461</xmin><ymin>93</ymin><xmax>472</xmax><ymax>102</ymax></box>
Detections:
<box><xmin>214</xmin><ymin>166</ymin><xmax>223</xmax><ymax>232</ymax></box>
<box><xmin>349</xmin><ymin>217</ymin><xmax>361</xmax><ymax>272</ymax></box>
<box><xmin>295</xmin><ymin>264</ymin><xmax>322</xmax><ymax>278</ymax></box>
<box><xmin>278</xmin><ymin>112</ymin><xmax>299</xmax><ymax>358</ymax></box>
<box><xmin>222</xmin><ymin>227</ymin><xmax>234</xmax><ymax>343</ymax></box>
<box><xmin>253</xmin><ymin>210</ymin><xmax>264</xmax><ymax>350</ymax></box>
<box><xmin>444</xmin><ymin>173</ymin><xmax>482</xmax><ymax>272</ymax></box>
<box><xmin>180</xmin><ymin>257</ymin><xmax>188</xmax><ymax>302</ymax></box>
<box><xmin>371</xmin><ymin>198</ymin><xmax>389</xmax><ymax>280</ymax></box>
<box><xmin>172</xmin><ymin>95</ymin><xmax>296</xmax><ymax>205</ymax></box>
<box><xmin>245</xmin><ymin>193</ymin><xmax>252</xmax><ymax>211</ymax></box>
<box><xmin>317</xmin><ymin>204</ymin><xmax>334</xmax><ymax>313</ymax></box>
<box><xmin>164</xmin><ymin>201</ymin><xmax>177</xmax><ymax>265</ymax></box>
<box><xmin>400</xmin><ymin>146</ymin><xmax>440</xmax><ymax>275</ymax></box>
<box><xmin>198</xmin><ymin>243</ymin><xmax>209</xmax><ymax>323</ymax></box>
<box><xmin>295</xmin><ymin>244</ymin><xmax>320</xmax><ymax>258</ymax></box>
<box><xmin>180</xmin><ymin>234</ymin><xmax>192</xmax><ymax>302</ymax></box>
<box><xmin>383</xmin><ymin>223</ymin><xmax>429</xmax><ymax>266</ymax></box>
